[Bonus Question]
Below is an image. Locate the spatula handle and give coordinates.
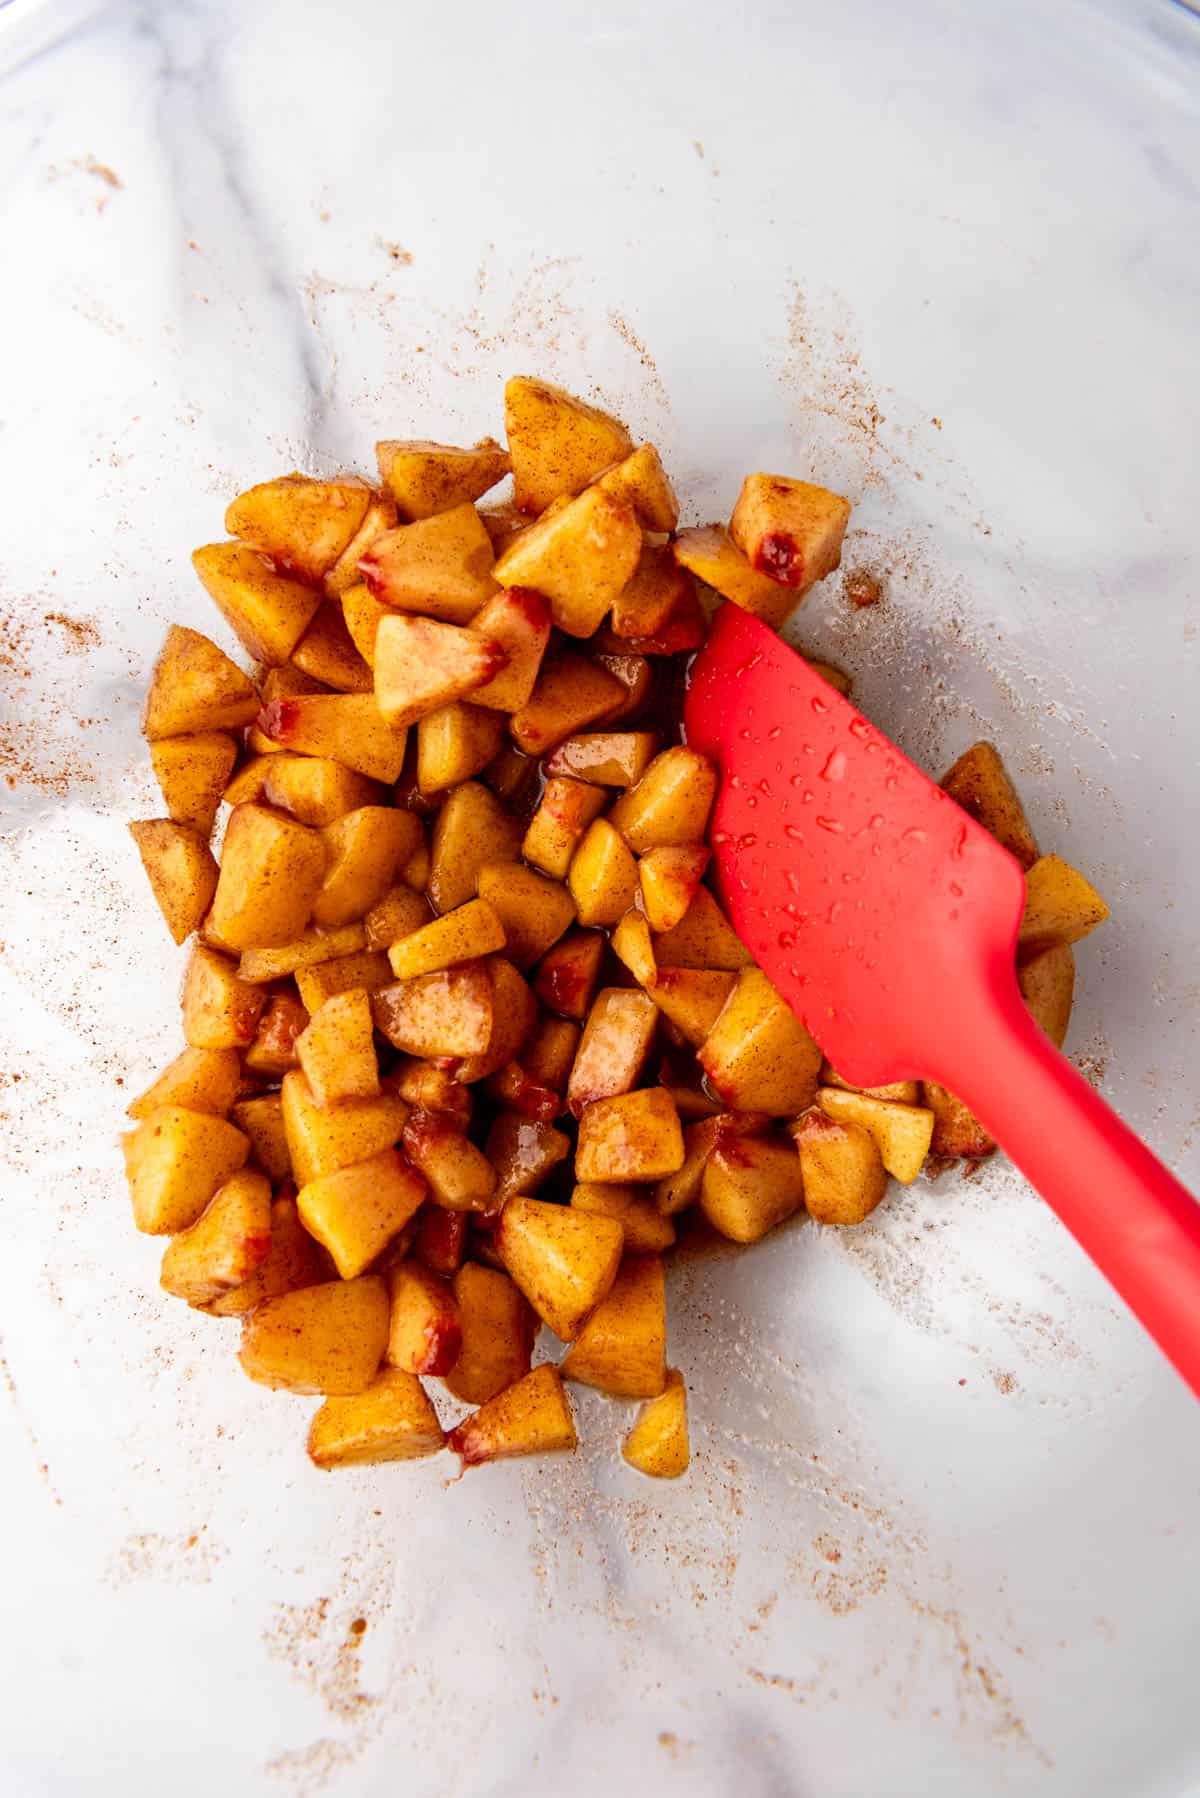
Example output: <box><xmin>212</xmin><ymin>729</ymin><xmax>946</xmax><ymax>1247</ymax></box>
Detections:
<box><xmin>931</xmin><ymin>961</ymin><xmax>1200</xmax><ymax>1397</ymax></box>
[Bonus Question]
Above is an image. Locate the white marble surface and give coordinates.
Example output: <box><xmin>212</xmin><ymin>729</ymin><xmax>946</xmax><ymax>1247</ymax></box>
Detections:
<box><xmin>1</xmin><ymin>0</ymin><xmax>1199</xmax><ymax>1794</ymax></box>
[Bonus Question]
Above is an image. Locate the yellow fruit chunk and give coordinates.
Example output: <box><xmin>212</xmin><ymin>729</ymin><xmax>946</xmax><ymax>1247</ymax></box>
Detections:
<box><xmin>255</xmin><ymin>690</ymin><xmax>409</xmax><ymax>782</ymax></box>
<box><xmin>476</xmin><ymin>864</ymin><xmax>575</xmax><ymax>969</ymax></box>
<box><xmin>567</xmin><ymin>819</ymin><xmax>639</xmax><ymax>927</ymax></box>
<box><xmin>239</xmin><ymin>1276</ymin><xmax>390</xmax><ymax>1394</ymax></box>
<box><xmin>1019</xmin><ymin>943</ymin><xmax>1075</xmax><ymax>1049</ymax></box>
<box><xmin>128</xmin><ymin>820</ymin><xmax>218</xmax><ymax>945</ymax></box>
<box><xmin>308</xmin><ymin>1370</ymin><xmax>446</xmax><ymax>1468</ymax></box>
<box><xmin>637</xmin><ymin>845</ymin><xmax>711</xmax><ymax>933</ymax></box>
<box><xmin>209</xmin><ymin>803</ymin><xmax>326</xmax><ymax>950</ymax></box>
<box><xmin>387</xmin><ymin>898</ymin><xmax>506</xmax><ymax>980</ymax></box>
<box><xmin>575</xmin><ymin>1088</ymin><xmax>685</xmax><ymax>1184</ymax></box>
<box><xmin>544</xmin><ymin>731</ymin><xmax>658</xmax><ymax>788</ymax></box>
<box><xmin>182</xmin><ymin>945</ymin><xmax>266</xmax><ymax>1049</ymax></box>
<box><xmin>203</xmin><ymin>1195</ymin><xmax>324</xmax><ymax>1316</ymax></box>
<box><xmin>298</xmin><ymin>1146</ymin><xmax>426</xmax><ymax>1279</ymax></box>
<box><xmin>793</xmin><ymin>1110</ymin><xmax>889</xmax><ymax>1226</ymax></box>
<box><xmin>534</xmin><ymin>929</ymin><xmax>607</xmax><ymax>1021</ymax></box>
<box><xmin>230</xmin><ymin>1093</ymin><xmax>292</xmax><ymax>1180</ymax></box>
<box><xmin>496</xmin><ymin>1196</ymin><xmax>624</xmax><ymax>1340</ymax></box>
<box><xmin>324</xmin><ymin>492</ymin><xmax>398</xmax><ymax>596</ymax></box>
<box><xmin>468</xmin><ymin>586</ymin><xmax>553</xmax><ymax>713</ymax></box>
<box><xmin>560</xmin><ymin>1253</ymin><xmax>667</xmax><ymax>1397</ymax></box>
<box><xmin>225</xmin><ymin>473</ymin><xmax>372</xmax><ymax>582</ymax></box>
<box><xmin>594</xmin><ymin>443</ymin><xmax>678</xmax><ymax>533</ymax></box>
<box><xmin>609</xmin><ymin>747</ymin><xmax>718</xmax><ymax>852</ymax></box>
<box><xmin>258</xmin><ymin>754</ymin><xmax>383</xmax><ymax>825</ymax></box>
<box><xmin>511</xmin><ymin>649</ymin><xmax>626</xmax><ymax>755</ymax></box>
<box><xmin>402</xmin><ymin>1112</ymin><xmax>497</xmax><ymax>1213</ymax></box>
<box><xmin>296</xmin><ymin>988</ymin><xmax>379</xmax><ymax>1106</ymax></box>
<box><xmin>373</xmin><ymin>612</ymin><xmax>507</xmax><ymax>729</ymax></box>
<box><xmin>364</xmin><ymin>884</ymin><xmax>433</xmax><ymax>952</ymax></box>
<box><xmin>728</xmin><ymin>472</ymin><xmax>852</xmax><ymax>595</ymax></box>
<box><xmin>313</xmin><ymin>807</ymin><xmax>422</xmax><ymax>930</ymax></box>
<box><xmin>281</xmin><ymin>1069</ymin><xmax>408</xmax><ymax>1186</ymax></box>
<box><xmin>442</xmin><ymin>1264</ymin><xmax>535</xmax><ymax>1404</ymax></box>
<box><xmin>142</xmin><ymin>625</ymin><xmax>259</xmax><ymax>740</ymax></box>
<box><xmin>566</xmin><ymin>989</ymin><xmax>658</xmax><ymax>1115</ymax></box>
<box><xmin>452</xmin><ymin>957</ymin><xmax>538</xmax><ymax>1082</ymax></box>
<box><xmin>653</xmin><ymin>887</ymin><xmax>753</xmax><ymax>972</ymax></box>
<box><xmin>609</xmin><ymin>542</ymin><xmax>691</xmax><ymax>638</ymax></box>
<box><xmin>123</xmin><ymin>1106</ymin><xmax>249</xmax><ymax>1234</ymax></box>
<box><xmin>386</xmin><ymin>1262</ymin><xmax>462</xmax><ymax>1376</ymax></box>
<box><xmin>493</xmin><ymin>485</ymin><xmax>641</xmax><ymax>638</ymax></box>
<box><xmin>448</xmin><ymin>1363</ymin><xmax>577</xmax><ymax>1468</ymax></box>
<box><xmin>647</xmin><ymin>967</ymin><xmax>736</xmax><ymax>1046</ymax></box>
<box><xmin>359</xmin><ymin>502</ymin><xmax>499</xmax><ymax>622</ymax></box>
<box><xmin>698</xmin><ymin>968</ymin><xmax>821</xmax><ymax>1114</ymax></box>
<box><xmin>672</xmin><ymin>523</ymin><xmax>794</xmax><ymax>629</ymax></box>
<box><xmin>623</xmin><ymin>1369</ymin><xmax>689</xmax><ymax>1478</ymax></box>
<box><xmin>291</xmin><ymin>599</ymin><xmax>374</xmax><ymax>693</ymax></box>
<box><xmin>295</xmin><ymin>949</ymin><xmax>393</xmax><ymax>1011</ymax></box>
<box><xmin>375</xmin><ymin>437</ymin><xmax>510</xmax><ymax>519</ymax></box>
<box><xmin>815</xmin><ymin>1086</ymin><xmax>934</xmax><ymax>1185</ymax></box>
<box><xmin>416</xmin><ymin>701</ymin><xmax>506</xmax><ymax>793</ymax></box>
<box><xmin>192</xmin><ymin>542</ymin><xmax>323</xmax><ymax>665</ymax></box>
<box><xmin>504</xmin><ymin>377</ymin><xmax>633</xmax><ymax>514</ymax></box>
<box><xmin>1018</xmin><ymin>854</ymin><xmax>1109</xmax><ymax>958</ymax></box>
<box><xmin>700</xmin><ymin>1134</ymin><xmax>806</xmax><ymax>1242</ymax></box>
<box><xmin>522</xmin><ymin>777</ymin><xmax>608</xmax><ymax>880</ymax></box>
<box><xmin>941</xmin><ymin>740</ymin><xmax>1039</xmax><ymax>870</ymax></box>
<box><xmin>340</xmin><ymin>580</ymin><xmax>395</xmax><ymax>667</ymax></box>
<box><xmin>569</xmin><ymin>1183</ymin><xmax>675</xmax><ymax>1253</ymax></box>
<box><xmin>239</xmin><ymin>922</ymin><xmax>367</xmax><ymax>983</ymax></box>
<box><xmin>611</xmin><ymin>909</ymin><xmax>656</xmax><ymax>986</ymax></box>
<box><xmin>653</xmin><ymin>1112</ymin><xmax>770</xmax><ymax>1216</ymax></box>
<box><xmin>243</xmin><ymin>992</ymin><xmax>310</xmax><ymax>1078</ymax></box>
<box><xmin>126</xmin><ymin>1045</ymin><xmax>242</xmax><ymax>1120</ymax></box>
<box><xmin>820</xmin><ymin>1062</ymin><xmax>921</xmax><ymax>1105</ymax></box>
<box><xmin>159</xmin><ymin>1168</ymin><xmax>272</xmax><ymax>1306</ymax></box>
<box><xmin>149</xmin><ymin>732</ymin><xmax>238</xmax><ymax>835</ymax></box>
<box><xmin>485</xmin><ymin>1113</ymin><xmax>572</xmax><ymax>1207</ymax></box>
<box><xmin>372</xmin><ymin>962</ymin><xmax>494</xmax><ymax>1057</ymax></box>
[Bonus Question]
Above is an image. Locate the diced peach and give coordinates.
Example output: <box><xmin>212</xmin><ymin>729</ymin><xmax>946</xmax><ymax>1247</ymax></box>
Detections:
<box><xmin>623</xmin><ymin>1368</ymin><xmax>689</xmax><ymax>1478</ymax></box>
<box><xmin>192</xmin><ymin>542</ymin><xmax>323</xmax><ymax>665</ymax></box>
<box><xmin>815</xmin><ymin>1087</ymin><xmax>934</xmax><ymax>1185</ymax></box>
<box><xmin>560</xmin><ymin>1253</ymin><xmax>666</xmax><ymax>1397</ymax></box>
<box><xmin>447</xmin><ymin>1364</ymin><xmax>576</xmax><ymax>1468</ymax></box>
<box><xmin>313</xmin><ymin>807</ymin><xmax>422</xmax><ymax>929</ymax></box>
<box><xmin>387</xmin><ymin>1262</ymin><xmax>462</xmax><ymax>1376</ymax></box>
<box><xmin>792</xmin><ymin>1111</ymin><xmax>888</xmax><ymax>1226</ymax></box>
<box><xmin>522</xmin><ymin>777</ymin><xmax>608</xmax><ymax>880</ymax></box>
<box><xmin>611</xmin><ymin>909</ymin><xmax>657</xmax><ymax>987</ymax></box>
<box><xmin>339</xmin><ymin>581</ymin><xmax>395</xmax><ymax>668</ymax></box>
<box><xmin>244</xmin><ymin>992</ymin><xmax>310</xmax><ymax>1078</ymax></box>
<box><xmin>1019</xmin><ymin>943</ymin><xmax>1075</xmax><ymax>1049</ymax></box>
<box><xmin>412</xmin><ymin>1205</ymin><xmax>468</xmax><ymax>1276</ymax></box>
<box><xmin>429</xmin><ymin>781</ymin><xmax>524</xmax><ymax>914</ymax></box>
<box><xmin>386</xmin><ymin>898</ymin><xmax>506</xmax><ymax>980</ymax></box>
<box><xmin>575</xmin><ymin>1088</ymin><xmax>684</xmax><ymax>1184</ymax></box>
<box><xmin>127</xmin><ymin>1045</ymin><xmax>243</xmax><ymax>1120</ymax></box>
<box><xmin>544</xmin><ymin>732</ymin><xmax>658</xmax><ymax>788</ymax></box>
<box><xmin>149</xmin><ymin>731</ymin><xmax>238</xmax><ymax>836</ymax></box>
<box><xmin>591</xmin><ymin>650</ymin><xmax>653</xmax><ymax>721</ymax></box>
<box><xmin>450</xmin><ymin>956</ymin><xmax>539</xmax><ymax>1083</ymax></box>
<box><xmin>1018</xmin><ymin>854</ymin><xmax>1109</xmax><ymax>958</ymax></box>
<box><xmin>359</xmin><ymin>502</ymin><xmax>498</xmax><ymax>623</ymax></box>
<box><xmin>443</xmin><ymin>1264</ymin><xmax>536</xmax><ymax>1404</ymax></box>
<box><xmin>143</xmin><ymin>625</ymin><xmax>259</xmax><ymax>740</ymax></box>
<box><xmin>475</xmin><ymin>864</ymin><xmax>575</xmax><ymax>969</ymax></box>
<box><xmin>291</xmin><ymin>599</ymin><xmax>374</xmax><ymax>694</ymax></box>
<box><xmin>209</xmin><ymin>803</ymin><xmax>326</xmax><ymax>950</ymax></box>
<box><xmin>610</xmin><ymin>747</ymin><xmax>719</xmax><ymax>852</ymax></box>
<box><xmin>384</xmin><ymin>1057</ymin><xmax>474</xmax><ymax>1129</ymax></box>
<box><xmin>700</xmin><ymin>1134</ymin><xmax>806</xmax><ymax>1242</ymax></box>
<box><xmin>493</xmin><ymin>485</ymin><xmax>641</xmax><ymax>638</ymax></box>
<box><xmin>325</xmin><ymin>493</ymin><xmax>399</xmax><ymax>597</ymax></box>
<box><xmin>505</xmin><ymin>377</ymin><xmax>633</xmax><ymax>514</ymax></box>
<box><xmin>728</xmin><ymin>473</ymin><xmax>852</xmax><ymax>596</ymax></box>
<box><xmin>819</xmin><ymin>1062</ymin><xmax>921</xmax><ymax>1105</ymax></box>
<box><xmin>298</xmin><ymin>1147</ymin><xmax>426</xmax><ymax>1278</ymax></box>
<box><xmin>295</xmin><ymin>988</ymin><xmax>379</xmax><ymax>1106</ymax></box>
<box><xmin>638</xmin><ymin>845</ymin><xmax>711</xmax><ymax>933</ymax></box>
<box><xmin>922</xmin><ymin>1084</ymin><xmax>996</xmax><ymax>1161</ymax></box>
<box><xmin>566</xmin><ymin>989</ymin><xmax>658</xmax><ymax>1116</ymax></box>
<box><xmin>259</xmin><ymin>754</ymin><xmax>383</xmax><ymax>825</ymax></box>
<box><xmin>308</xmin><ymin>1370</ymin><xmax>446</xmax><ymax>1468</ymax></box>
<box><xmin>123</xmin><ymin>1106</ymin><xmax>250</xmax><ymax>1234</ymax></box>
<box><xmin>375</xmin><ymin>438</ymin><xmax>510</xmax><ymax>519</ymax></box>
<box><xmin>594</xmin><ymin>444</ymin><xmax>678</xmax><ymax>533</ymax></box>
<box><xmin>372</xmin><ymin>612</ymin><xmax>507</xmax><ymax>731</ymax></box>
<box><xmin>255</xmin><ymin>691</ymin><xmax>408</xmax><ymax>782</ymax></box>
<box><xmin>672</xmin><ymin>524</ymin><xmax>794</xmax><ymax>630</ymax></box>
<box><xmin>232</xmin><ymin>1093</ymin><xmax>292</xmax><ymax>1181</ymax></box>
<box><xmin>295</xmin><ymin>949</ymin><xmax>393</xmax><ymax>1012</ymax></box>
<box><xmin>225</xmin><ymin>474</ymin><xmax>372</xmax><ymax>582</ymax></box>
<box><xmin>570</xmin><ymin>1183</ymin><xmax>675</xmax><ymax>1253</ymax></box>
<box><xmin>610</xmin><ymin>543</ymin><xmax>692</xmax><ymax>639</ymax></box>
<box><xmin>280</xmin><ymin>1069</ymin><xmax>408</xmax><ymax>1187</ymax></box>
<box><xmin>246</xmin><ymin>666</ymin><xmax>329</xmax><ymax>754</ymax></box>
<box><xmin>402</xmin><ymin>1111</ymin><xmax>497</xmax><ymax>1212</ymax></box>
<box><xmin>653</xmin><ymin>887</ymin><xmax>753</xmax><ymax>971</ymax></box>
<box><xmin>941</xmin><ymin>740</ymin><xmax>1040</xmax><ymax>870</ymax></box>
<box><xmin>364</xmin><ymin>884</ymin><xmax>432</xmax><ymax>952</ymax></box>
<box><xmin>510</xmin><ymin>650</ymin><xmax>625</xmax><ymax>755</ymax></box>
<box><xmin>468</xmin><ymin>587</ymin><xmax>552</xmax><ymax>713</ymax></box>
<box><xmin>237</xmin><ymin>923</ymin><xmax>364</xmax><ymax>984</ymax></box>
<box><xmin>239</xmin><ymin>1276</ymin><xmax>390</xmax><ymax>1394</ymax></box>
<box><xmin>698</xmin><ymin>968</ymin><xmax>821</xmax><ymax>1114</ymax></box>
<box><xmin>652</xmin><ymin>1112</ymin><xmax>770</xmax><ymax>1215</ymax></box>
<box><xmin>203</xmin><ymin>1194</ymin><xmax>325</xmax><ymax>1316</ymax></box>
<box><xmin>647</xmin><ymin>967</ymin><xmax>736</xmax><ymax>1046</ymax></box>
<box><xmin>182</xmin><ymin>945</ymin><xmax>266</xmax><ymax>1049</ymax></box>
<box><xmin>416</xmin><ymin>701</ymin><xmax>506</xmax><ymax>793</ymax></box>
<box><xmin>477</xmin><ymin>501</ymin><xmax>530</xmax><ymax>555</ymax></box>
<box><xmin>485</xmin><ymin>1113</ymin><xmax>572</xmax><ymax>1207</ymax></box>
<box><xmin>533</xmin><ymin>928</ymin><xmax>606</xmax><ymax>1020</ymax></box>
<box><xmin>128</xmin><ymin>820</ymin><xmax>218</xmax><ymax>945</ymax></box>
<box><xmin>160</xmin><ymin>1168</ymin><xmax>273</xmax><ymax>1306</ymax></box>
<box><xmin>495</xmin><ymin>1196</ymin><xmax>623</xmax><ymax>1340</ymax></box>
<box><xmin>593</xmin><ymin>579</ymin><xmax>707</xmax><ymax>656</ymax></box>
<box><xmin>371</xmin><ymin>961</ymin><xmax>494</xmax><ymax>1058</ymax></box>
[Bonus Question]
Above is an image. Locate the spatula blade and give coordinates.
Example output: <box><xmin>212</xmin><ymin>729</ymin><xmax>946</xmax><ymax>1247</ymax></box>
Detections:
<box><xmin>684</xmin><ymin>603</ymin><xmax>1026</xmax><ymax>1086</ymax></box>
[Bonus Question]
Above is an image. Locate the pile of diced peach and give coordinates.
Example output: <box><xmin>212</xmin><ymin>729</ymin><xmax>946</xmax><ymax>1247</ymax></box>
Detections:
<box><xmin>124</xmin><ymin>377</ymin><xmax>1109</xmax><ymax>1476</ymax></box>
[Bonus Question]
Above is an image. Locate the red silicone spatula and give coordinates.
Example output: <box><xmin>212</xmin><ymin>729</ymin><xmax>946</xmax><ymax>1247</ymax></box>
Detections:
<box><xmin>685</xmin><ymin>601</ymin><xmax>1200</xmax><ymax>1396</ymax></box>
